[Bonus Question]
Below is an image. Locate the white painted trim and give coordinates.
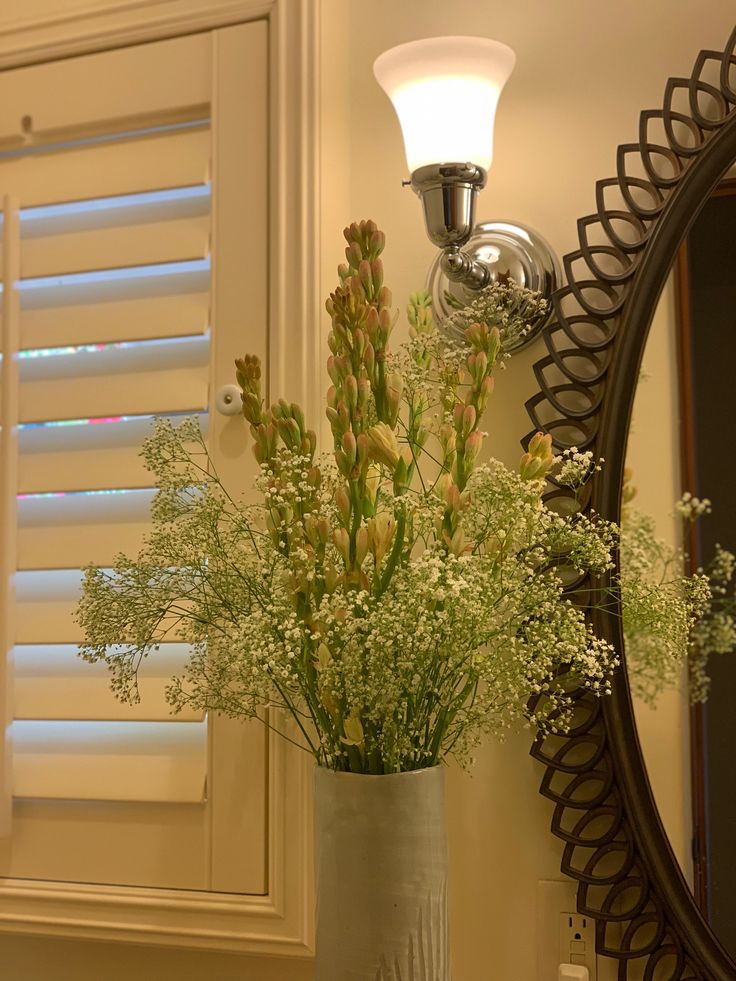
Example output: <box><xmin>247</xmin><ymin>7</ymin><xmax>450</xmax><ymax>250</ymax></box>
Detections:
<box><xmin>0</xmin><ymin>0</ymin><xmax>320</xmax><ymax>956</ymax></box>
<box><xmin>0</xmin><ymin>1</ymin><xmax>273</xmax><ymax>69</ymax></box>
<box><xmin>0</xmin><ymin>732</ymin><xmax>313</xmax><ymax>955</ymax></box>
<box><xmin>269</xmin><ymin>0</ymin><xmax>322</xmax><ymax>430</ymax></box>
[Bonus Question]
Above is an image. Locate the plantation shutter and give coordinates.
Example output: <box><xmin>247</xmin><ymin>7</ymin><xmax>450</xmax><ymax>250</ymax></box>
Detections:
<box><xmin>0</xmin><ymin>22</ymin><xmax>267</xmax><ymax>868</ymax></box>
<box><xmin>8</xmin><ymin>145</ymin><xmax>211</xmax><ymax>805</ymax></box>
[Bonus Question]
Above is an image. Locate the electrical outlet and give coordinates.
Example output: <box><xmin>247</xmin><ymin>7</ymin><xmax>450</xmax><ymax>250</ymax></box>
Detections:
<box><xmin>537</xmin><ymin>880</ymin><xmax>597</xmax><ymax>981</ymax></box>
<box><xmin>560</xmin><ymin>912</ymin><xmax>596</xmax><ymax>975</ymax></box>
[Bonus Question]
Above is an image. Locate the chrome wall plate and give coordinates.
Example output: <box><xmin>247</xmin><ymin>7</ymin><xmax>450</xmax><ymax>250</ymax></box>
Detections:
<box><xmin>427</xmin><ymin>220</ymin><xmax>561</xmax><ymax>352</ymax></box>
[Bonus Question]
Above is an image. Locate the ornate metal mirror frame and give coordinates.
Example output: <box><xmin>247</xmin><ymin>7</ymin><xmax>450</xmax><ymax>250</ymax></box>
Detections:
<box><xmin>527</xmin><ymin>25</ymin><xmax>736</xmax><ymax>980</ymax></box>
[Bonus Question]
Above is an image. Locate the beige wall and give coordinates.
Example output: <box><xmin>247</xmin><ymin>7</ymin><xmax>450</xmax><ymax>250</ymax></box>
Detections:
<box><xmin>1</xmin><ymin>1</ymin><xmax>736</xmax><ymax>979</ymax></box>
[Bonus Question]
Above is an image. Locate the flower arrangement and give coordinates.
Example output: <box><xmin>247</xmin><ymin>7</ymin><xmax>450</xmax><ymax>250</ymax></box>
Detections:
<box><xmin>77</xmin><ymin>220</ymin><xmax>620</xmax><ymax>774</ymax></box>
<box><xmin>620</xmin><ymin>475</ymin><xmax>736</xmax><ymax>705</ymax></box>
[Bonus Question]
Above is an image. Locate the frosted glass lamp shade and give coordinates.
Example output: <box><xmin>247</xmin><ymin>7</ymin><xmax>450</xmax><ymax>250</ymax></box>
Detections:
<box><xmin>373</xmin><ymin>36</ymin><xmax>516</xmax><ymax>174</ymax></box>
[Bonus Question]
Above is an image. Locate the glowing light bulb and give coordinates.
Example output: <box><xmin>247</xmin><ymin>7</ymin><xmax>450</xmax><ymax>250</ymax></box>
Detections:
<box><xmin>373</xmin><ymin>36</ymin><xmax>515</xmax><ymax>174</ymax></box>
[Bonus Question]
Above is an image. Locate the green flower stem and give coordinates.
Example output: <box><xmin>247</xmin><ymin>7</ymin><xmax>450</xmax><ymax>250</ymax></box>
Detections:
<box><xmin>376</xmin><ymin>506</ymin><xmax>406</xmax><ymax>597</ymax></box>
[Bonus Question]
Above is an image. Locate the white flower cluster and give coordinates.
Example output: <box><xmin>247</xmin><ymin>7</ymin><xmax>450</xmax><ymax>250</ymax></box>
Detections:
<box><xmin>621</xmin><ymin>499</ymin><xmax>736</xmax><ymax>707</ymax></box>
<box><xmin>554</xmin><ymin>447</ymin><xmax>603</xmax><ymax>489</ymax></box>
<box><xmin>674</xmin><ymin>492</ymin><xmax>712</xmax><ymax>521</ymax></box>
<box><xmin>707</xmin><ymin>543</ymin><xmax>736</xmax><ymax>591</ymax></box>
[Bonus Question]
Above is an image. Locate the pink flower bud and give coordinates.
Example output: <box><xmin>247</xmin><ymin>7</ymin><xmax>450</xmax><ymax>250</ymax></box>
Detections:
<box><xmin>487</xmin><ymin>325</ymin><xmax>501</xmax><ymax>362</ymax></box>
<box><xmin>324</xmin><ymin>564</ymin><xmax>340</xmax><ymax>594</ymax></box>
<box><xmin>346</xmin><ymin>241</ymin><xmax>362</xmax><ymax>268</ymax></box>
<box><xmin>465</xmin><ymin>430</ymin><xmax>483</xmax><ymax>463</ymax></box>
<box><xmin>335</xmin><ymin>486</ymin><xmax>351</xmax><ymax>525</ymax></box>
<box><xmin>333</xmin><ymin>528</ymin><xmax>351</xmax><ymax>564</ymax></box>
<box><xmin>479</xmin><ymin>376</ymin><xmax>494</xmax><ymax>403</ymax></box>
<box><xmin>344</xmin><ymin>374</ymin><xmax>358</xmax><ymax>411</ymax></box>
<box><xmin>327</xmin><ymin>357</ymin><xmax>341</xmax><ymax>387</ymax></box>
<box><xmin>364</xmin><ymin>342</ymin><xmax>375</xmax><ymax>376</ymax></box>
<box><xmin>342</xmin><ymin>431</ymin><xmax>357</xmax><ymax>467</ymax></box>
<box><xmin>317</xmin><ymin>517</ymin><xmax>331</xmax><ymax>544</ymax></box>
<box><xmin>334</xmin><ymin>450</ymin><xmax>350</xmax><ymax>478</ymax></box>
<box><xmin>304</xmin><ymin>516</ymin><xmax>320</xmax><ymax>547</ymax></box>
<box><xmin>529</xmin><ymin>431</ymin><xmax>551</xmax><ymax>454</ymax></box>
<box><xmin>371</xmin><ymin>258</ymin><xmax>384</xmax><ymax>289</ymax></box>
<box><xmin>357</xmin><ymin>378</ymin><xmax>371</xmax><ymax>409</ymax></box>
<box><xmin>358</xmin><ymin>260</ymin><xmax>373</xmax><ymax>293</ymax></box>
<box><xmin>435</xmin><ymin>473</ymin><xmax>453</xmax><ymax>503</ymax></box>
<box><xmin>378</xmin><ymin>307</ymin><xmax>393</xmax><ymax>343</ymax></box>
<box><xmin>365</xmin><ymin>307</ymin><xmax>380</xmax><ymax>342</ymax></box>
<box><xmin>355</xmin><ymin>526</ymin><xmax>369</xmax><ymax>566</ymax></box>
<box><xmin>356</xmin><ymin>433</ymin><xmax>371</xmax><ymax>464</ymax></box>
<box><xmin>462</xmin><ymin>404</ymin><xmax>477</xmax><ymax>437</ymax></box>
<box><xmin>448</xmin><ymin>526</ymin><xmax>466</xmax><ymax>557</ymax></box>
<box><xmin>439</xmin><ymin>425</ymin><xmax>456</xmax><ymax>453</ymax></box>
<box><xmin>337</xmin><ymin>401</ymin><xmax>350</xmax><ymax>429</ymax></box>
<box><xmin>370</xmin><ymin>230</ymin><xmax>386</xmax><ymax>254</ymax></box>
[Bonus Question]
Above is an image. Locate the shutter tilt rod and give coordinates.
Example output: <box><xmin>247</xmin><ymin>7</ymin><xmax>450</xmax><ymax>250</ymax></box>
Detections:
<box><xmin>0</xmin><ymin>195</ymin><xmax>20</xmax><ymax>835</ymax></box>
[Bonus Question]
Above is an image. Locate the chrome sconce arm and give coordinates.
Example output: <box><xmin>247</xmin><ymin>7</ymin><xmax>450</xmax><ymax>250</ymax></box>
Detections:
<box><xmin>409</xmin><ymin>161</ymin><xmax>561</xmax><ymax>351</ymax></box>
<box><xmin>440</xmin><ymin>248</ymin><xmax>493</xmax><ymax>291</ymax></box>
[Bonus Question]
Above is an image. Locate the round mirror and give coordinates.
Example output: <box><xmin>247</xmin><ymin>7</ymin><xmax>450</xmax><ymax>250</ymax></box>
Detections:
<box><xmin>625</xmin><ymin>173</ymin><xmax>736</xmax><ymax>959</ymax></box>
<box><xmin>527</xmin><ymin>27</ymin><xmax>736</xmax><ymax>979</ymax></box>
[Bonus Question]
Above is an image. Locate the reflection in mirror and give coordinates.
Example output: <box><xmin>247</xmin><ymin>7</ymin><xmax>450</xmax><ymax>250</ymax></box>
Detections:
<box><xmin>623</xmin><ymin>175</ymin><xmax>736</xmax><ymax>961</ymax></box>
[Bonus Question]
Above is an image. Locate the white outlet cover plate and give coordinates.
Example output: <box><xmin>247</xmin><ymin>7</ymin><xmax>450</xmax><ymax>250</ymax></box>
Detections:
<box><xmin>537</xmin><ymin>880</ymin><xmax>598</xmax><ymax>981</ymax></box>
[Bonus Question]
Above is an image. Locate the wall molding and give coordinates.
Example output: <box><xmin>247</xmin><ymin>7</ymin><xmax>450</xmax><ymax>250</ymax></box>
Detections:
<box><xmin>0</xmin><ymin>0</ymin><xmax>273</xmax><ymax>69</ymax></box>
<box><xmin>0</xmin><ymin>0</ymin><xmax>321</xmax><ymax>957</ymax></box>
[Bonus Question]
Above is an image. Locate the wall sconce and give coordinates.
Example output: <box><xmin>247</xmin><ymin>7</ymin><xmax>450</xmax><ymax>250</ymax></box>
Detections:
<box><xmin>374</xmin><ymin>36</ymin><xmax>560</xmax><ymax>350</ymax></box>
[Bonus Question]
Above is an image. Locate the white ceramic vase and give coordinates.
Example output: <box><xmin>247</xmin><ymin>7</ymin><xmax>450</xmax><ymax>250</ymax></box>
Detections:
<box><xmin>314</xmin><ymin>765</ymin><xmax>450</xmax><ymax>981</ymax></box>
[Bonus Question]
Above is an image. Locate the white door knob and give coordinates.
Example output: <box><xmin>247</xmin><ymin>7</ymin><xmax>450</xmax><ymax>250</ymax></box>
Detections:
<box><xmin>215</xmin><ymin>384</ymin><xmax>242</xmax><ymax>416</ymax></box>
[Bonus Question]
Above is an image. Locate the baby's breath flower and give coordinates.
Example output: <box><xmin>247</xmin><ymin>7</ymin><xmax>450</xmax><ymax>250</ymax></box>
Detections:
<box><xmin>674</xmin><ymin>492</ymin><xmax>712</xmax><ymax>521</ymax></box>
<box><xmin>622</xmin><ymin>497</ymin><xmax>736</xmax><ymax>706</ymax></box>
